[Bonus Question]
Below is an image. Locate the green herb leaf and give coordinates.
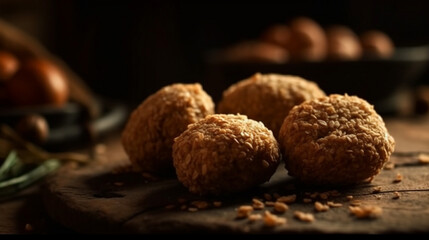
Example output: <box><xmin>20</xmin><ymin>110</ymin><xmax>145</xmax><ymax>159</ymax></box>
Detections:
<box><xmin>0</xmin><ymin>151</ymin><xmax>18</xmax><ymax>182</ymax></box>
<box><xmin>0</xmin><ymin>159</ymin><xmax>60</xmax><ymax>196</ymax></box>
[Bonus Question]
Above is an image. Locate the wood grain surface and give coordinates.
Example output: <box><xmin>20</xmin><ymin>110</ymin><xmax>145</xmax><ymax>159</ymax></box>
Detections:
<box><xmin>42</xmin><ymin>117</ymin><xmax>429</xmax><ymax>233</ymax></box>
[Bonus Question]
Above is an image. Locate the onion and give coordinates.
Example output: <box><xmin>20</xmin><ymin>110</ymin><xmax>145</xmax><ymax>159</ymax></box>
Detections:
<box><xmin>6</xmin><ymin>58</ymin><xmax>69</xmax><ymax>107</ymax></box>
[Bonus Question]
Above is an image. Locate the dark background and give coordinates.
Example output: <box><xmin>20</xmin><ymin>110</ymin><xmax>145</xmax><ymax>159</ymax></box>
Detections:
<box><xmin>1</xmin><ymin>0</ymin><xmax>429</xmax><ymax>105</ymax></box>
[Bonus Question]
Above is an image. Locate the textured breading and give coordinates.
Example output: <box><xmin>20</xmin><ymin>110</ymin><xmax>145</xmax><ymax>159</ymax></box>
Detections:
<box><xmin>173</xmin><ymin>114</ymin><xmax>280</xmax><ymax>195</ymax></box>
<box><xmin>121</xmin><ymin>83</ymin><xmax>214</xmax><ymax>174</ymax></box>
<box><xmin>279</xmin><ymin>94</ymin><xmax>395</xmax><ymax>185</ymax></box>
<box><xmin>217</xmin><ymin>73</ymin><xmax>325</xmax><ymax>138</ymax></box>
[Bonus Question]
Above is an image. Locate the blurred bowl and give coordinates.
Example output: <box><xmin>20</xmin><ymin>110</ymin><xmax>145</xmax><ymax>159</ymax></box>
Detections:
<box><xmin>0</xmin><ymin>99</ymin><xmax>127</xmax><ymax>150</ymax></box>
<box><xmin>205</xmin><ymin>45</ymin><xmax>429</xmax><ymax>114</ymax></box>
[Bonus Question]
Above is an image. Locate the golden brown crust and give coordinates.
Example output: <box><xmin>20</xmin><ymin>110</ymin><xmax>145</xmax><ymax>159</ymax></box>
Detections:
<box><xmin>278</xmin><ymin>94</ymin><xmax>395</xmax><ymax>185</ymax></box>
<box><xmin>121</xmin><ymin>83</ymin><xmax>214</xmax><ymax>174</ymax></box>
<box><xmin>173</xmin><ymin>114</ymin><xmax>280</xmax><ymax>195</ymax></box>
<box><xmin>217</xmin><ymin>73</ymin><xmax>326</xmax><ymax>138</ymax></box>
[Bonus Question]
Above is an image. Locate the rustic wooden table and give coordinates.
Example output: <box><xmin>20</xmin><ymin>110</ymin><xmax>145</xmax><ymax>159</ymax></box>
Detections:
<box><xmin>1</xmin><ymin>116</ymin><xmax>429</xmax><ymax>234</ymax></box>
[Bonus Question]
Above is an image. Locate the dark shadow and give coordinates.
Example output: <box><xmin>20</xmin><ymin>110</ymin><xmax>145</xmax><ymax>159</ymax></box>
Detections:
<box><xmin>8</xmin><ymin>186</ymin><xmax>76</xmax><ymax>233</ymax></box>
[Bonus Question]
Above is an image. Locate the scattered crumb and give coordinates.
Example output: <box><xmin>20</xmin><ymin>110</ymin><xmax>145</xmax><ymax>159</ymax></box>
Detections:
<box><xmin>327</xmin><ymin>201</ymin><xmax>343</xmax><ymax>208</ymax></box>
<box><xmin>310</xmin><ymin>192</ymin><xmax>319</xmax><ymax>199</ymax></box>
<box><xmin>294</xmin><ymin>211</ymin><xmax>315</xmax><ymax>222</ymax></box>
<box><xmin>372</xmin><ymin>186</ymin><xmax>382</xmax><ymax>193</ymax></box>
<box><xmin>273</xmin><ymin>202</ymin><xmax>289</xmax><ymax>213</ymax></box>
<box><xmin>418</xmin><ymin>154</ymin><xmax>429</xmax><ymax>164</ymax></box>
<box><xmin>25</xmin><ymin>223</ymin><xmax>33</xmax><ymax>232</ymax></box>
<box><xmin>319</xmin><ymin>192</ymin><xmax>329</xmax><ymax>200</ymax></box>
<box><xmin>303</xmin><ymin>198</ymin><xmax>312</xmax><ymax>203</ymax></box>
<box><xmin>68</xmin><ymin>161</ymin><xmax>80</xmax><ymax>170</ymax></box>
<box><xmin>248</xmin><ymin>214</ymin><xmax>262</xmax><ymax>222</ymax></box>
<box><xmin>164</xmin><ymin>204</ymin><xmax>176</xmax><ymax>210</ymax></box>
<box><xmin>264</xmin><ymin>193</ymin><xmax>273</xmax><ymax>201</ymax></box>
<box><xmin>277</xmin><ymin>194</ymin><xmax>296</xmax><ymax>204</ymax></box>
<box><xmin>188</xmin><ymin>207</ymin><xmax>198</xmax><ymax>212</ymax></box>
<box><xmin>273</xmin><ymin>193</ymin><xmax>281</xmax><ymax>200</ymax></box>
<box><xmin>350</xmin><ymin>200</ymin><xmax>362</xmax><ymax>206</ymax></box>
<box><xmin>94</xmin><ymin>143</ymin><xmax>107</xmax><ymax>154</ymax></box>
<box><xmin>384</xmin><ymin>161</ymin><xmax>395</xmax><ymax>170</ymax></box>
<box><xmin>374</xmin><ymin>195</ymin><xmax>381</xmax><ymax>200</ymax></box>
<box><xmin>392</xmin><ymin>191</ymin><xmax>401</xmax><ymax>199</ymax></box>
<box><xmin>213</xmin><ymin>201</ymin><xmax>222</xmax><ymax>207</ymax></box>
<box><xmin>113</xmin><ymin>182</ymin><xmax>124</xmax><ymax>187</ymax></box>
<box><xmin>191</xmin><ymin>201</ymin><xmax>209</xmax><ymax>209</ymax></box>
<box><xmin>393</xmin><ymin>173</ymin><xmax>403</xmax><ymax>183</ymax></box>
<box><xmin>329</xmin><ymin>190</ymin><xmax>341</xmax><ymax>197</ymax></box>
<box><xmin>141</xmin><ymin>172</ymin><xmax>159</xmax><ymax>181</ymax></box>
<box><xmin>314</xmin><ymin>201</ymin><xmax>330</xmax><ymax>212</ymax></box>
<box><xmin>346</xmin><ymin>195</ymin><xmax>354</xmax><ymax>201</ymax></box>
<box><xmin>178</xmin><ymin>198</ymin><xmax>188</xmax><ymax>204</ymax></box>
<box><xmin>363</xmin><ymin>176</ymin><xmax>374</xmax><ymax>183</ymax></box>
<box><xmin>263</xmin><ymin>211</ymin><xmax>287</xmax><ymax>227</ymax></box>
<box><xmin>112</xmin><ymin>164</ymin><xmax>134</xmax><ymax>174</ymax></box>
<box><xmin>304</xmin><ymin>192</ymin><xmax>311</xmax><ymax>196</ymax></box>
<box><xmin>180</xmin><ymin>205</ymin><xmax>187</xmax><ymax>210</ymax></box>
<box><xmin>252</xmin><ymin>198</ymin><xmax>265</xmax><ymax>210</ymax></box>
<box><xmin>265</xmin><ymin>201</ymin><xmax>275</xmax><ymax>207</ymax></box>
<box><xmin>349</xmin><ymin>205</ymin><xmax>382</xmax><ymax>219</ymax></box>
<box><xmin>237</xmin><ymin>205</ymin><xmax>254</xmax><ymax>218</ymax></box>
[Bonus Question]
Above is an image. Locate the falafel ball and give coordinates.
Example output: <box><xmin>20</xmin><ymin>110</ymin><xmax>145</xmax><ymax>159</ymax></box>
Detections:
<box><xmin>287</xmin><ymin>17</ymin><xmax>327</xmax><ymax>61</ymax></box>
<box><xmin>360</xmin><ymin>30</ymin><xmax>394</xmax><ymax>58</ymax></box>
<box><xmin>221</xmin><ymin>41</ymin><xmax>289</xmax><ymax>64</ymax></box>
<box><xmin>326</xmin><ymin>25</ymin><xmax>362</xmax><ymax>60</ymax></box>
<box><xmin>121</xmin><ymin>83</ymin><xmax>214</xmax><ymax>175</ymax></box>
<box><xmin>173</xmin><ymin>114</ymin><xmax>280</xmax><ymax>195</ymax></box>
<box><xmin>217</xmin><ymin>73</ymin><xmax>326</xmax><ymax>138</ymax></box>
<box><xmin>278</xmin><ymin>94</ymin><xmax>395</xmax><ymax>185</ymax></box>
<box><xmin>260</xmin><ymin>24</ymin><xmax>291</xmax><ymax>49</ymax></box>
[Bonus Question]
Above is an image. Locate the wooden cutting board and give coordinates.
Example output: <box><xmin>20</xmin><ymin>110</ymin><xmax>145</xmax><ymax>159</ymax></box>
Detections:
<box><xmin>42</xmin><ymin>117</ymin><xmax>429</xmax><ymax>233</ymax></box>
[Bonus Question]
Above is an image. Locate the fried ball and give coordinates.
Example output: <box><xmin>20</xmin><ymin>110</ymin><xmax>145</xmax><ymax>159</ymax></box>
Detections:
<box><xmin>326</xmin><ymin>25</ymin><xmax>362</xmax><ymax>60</ymax></box>
<box><xmin>360</xmin><ymin>30</ymin><xmax>394</xmax><ymax>58</ymax></box>
<box><xmin>121</xmin><ymin>83</ymin><xmax>214</xmax><ymax>175</ymax></box>
<box><xmin>279</xmin><ymin>94</ymin><xmax>395</xmax><ymax>185</ymax></box>
<box><xmin>221</xmin><ymin>41</ymin><xmax>289</xmax><ymax>64</ymax></box>
<box><xmin>217</xmin><ymin>73</ymin><xmax>326</xmax><ymax>138</ymax></box>
<box><xmin>260</xmin><ymin>24</ymin><xmax>291</xmax><ymax>49</ymax></box>
<box><xmin>173</xmin><ymin>114</ymin><xmax>280</xmax><ymax>195</ymax></box>
<box><xmin>287</xmin><ymin>17</ymin><xmax>327</xmax><ymax>61</ymax></box>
